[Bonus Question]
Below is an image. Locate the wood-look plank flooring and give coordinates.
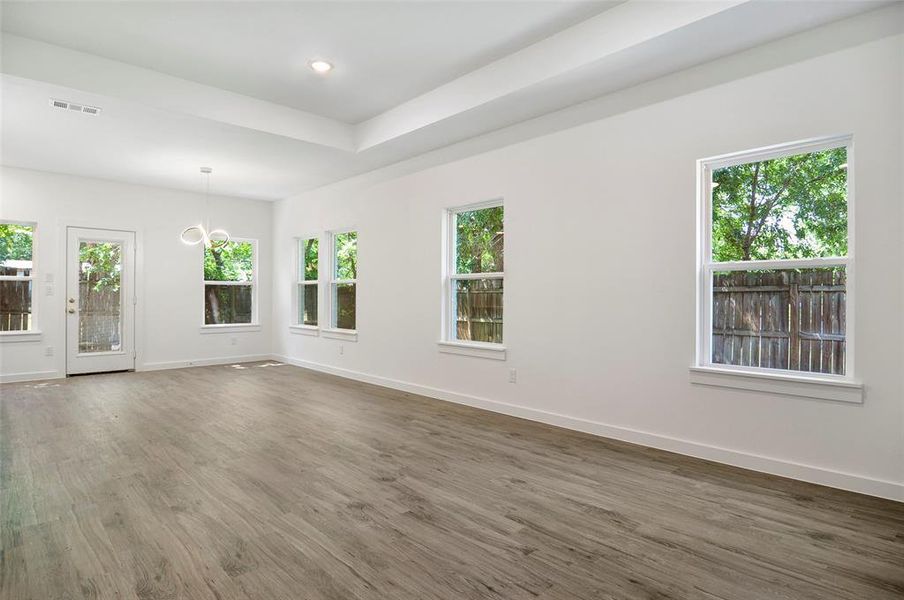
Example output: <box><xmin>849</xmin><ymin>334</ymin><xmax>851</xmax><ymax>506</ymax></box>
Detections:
<box><xmin>1</xmin><ymin>362</ymin><xmax>902</xmax><ymax>599</ymax></box>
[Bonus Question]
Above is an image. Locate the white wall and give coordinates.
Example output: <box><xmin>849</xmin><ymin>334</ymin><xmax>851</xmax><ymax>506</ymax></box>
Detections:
<box><xmin>0</xmin><ymin>167</ymin><xmax>273</xmax><ymax>380</ymax></box>
<box><xmin>272</xmin><ymin>29</ymin><xmax>904</xmax><ymax>499</ymax></box>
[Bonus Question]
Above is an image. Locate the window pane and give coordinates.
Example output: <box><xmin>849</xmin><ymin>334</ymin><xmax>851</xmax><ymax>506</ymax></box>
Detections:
<box><xmin>205</xmin><ymin>241</ymin><xmax>253</xmax><ymax>282</ymax></box>
<box><xmin>454</xmin><ymin>278</ymin><xmax>503</xmax><ymax>343</ymax></box>
<box><xmin>299</xmin><ymin>283</ymin><xmax>318</xmax><ymax>326</ymax></box>
<box><xmin>456</xmin><ymin>206</ymin><xmax>504</xmax><ymax>274</ymax></box>
<box><xmin>79</xmin><ymin>242</ymin><xmax>123</xmax><ymax>353</ymax></box>
<box><xmin>301</xmin><ymin>238</ymin><xmax>318</xmax><ymax>281</ymax></box>
<box><xmin>0</xmin><ymin>280</ymin><xmax>32</xmax><ymax>331</ymax></box>
<box><xmin>332</xmin><ymin>283</ymin><xmax>356</xmax><ymax>330</ymax></box>
<box><xmin>334</xmin><ymin>232</ymin><xmax>357</xmax><ymax>280</ymax></box>
<box><xmin>712</xmin><ymin>147</ymin><xmax>847</xmax><ymax>261</ymax></box>
<box><xmin>0</xmin><ymin>223</ymin><xmax>34</xmax><ymax>276</ymax></box>
<box><xmin>712</xmin><ymin>268</ymin><xmax>845</xmax><ymax>375</ymax></box>
<box><xmin>205</xmin><ymin>284</ymin><xmax>252</xmax><ymax>324</ymax></box>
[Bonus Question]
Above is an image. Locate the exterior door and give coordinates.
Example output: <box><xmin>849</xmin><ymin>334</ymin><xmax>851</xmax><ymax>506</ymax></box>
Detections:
<box><xmin>66</xmin><ymin>227</ymin><xmax>136</xmax><ymax>374</ymax></box>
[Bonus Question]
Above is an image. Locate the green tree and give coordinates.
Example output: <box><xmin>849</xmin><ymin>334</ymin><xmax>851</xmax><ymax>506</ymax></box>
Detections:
<box><xmin>0</xmin><ymin>224</ymin><xmax>33</xmax><ymax>263</ymax></box>
<box><xmin>712</xmin><ymin>147</ymin><xmax>847</xmax><ymax>262</ymax></box>
<box><xmin>456</xmin><ymin>206</ymin><xmax>503</xmax><ymax>273</ymax></box>
<box><xmin>79</xmin><ymin>242</ymin><xmax>121</xmax><ymax>292</ymax></box>
<box><xmin>334</xmin><ymin>232</ymin><xmax>357</xmax><ymax>279</ymax></box>
<box><xmin>303</xmin><ymin>238</ymin><xmax>318</xmax><ymax>280</ymax></box>
<box><xmin>205</xmin><ymin>241</ymin><xmax>253</xmax><ymax>281</ymax></box>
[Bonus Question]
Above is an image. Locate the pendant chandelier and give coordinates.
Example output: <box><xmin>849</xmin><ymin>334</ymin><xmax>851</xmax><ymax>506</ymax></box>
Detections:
<box><xmin>180</xmin><ymin>166</ymin><xmax>230</xmax><ymax>249</ymax></box>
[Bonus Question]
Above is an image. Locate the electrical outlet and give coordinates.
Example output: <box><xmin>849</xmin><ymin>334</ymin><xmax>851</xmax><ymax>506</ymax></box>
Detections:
<box><xmin>45</xmin><ymin>285</ymin><xmax>54</xmax><ymax>296</ymax></box>
<box><xmin>509</xmin><ymin>368</ymin><xmax>517</xmax><ymax>383</ymax></box>
<box><xmin>230</xmin><ymin>337</ymin><xmax>238</xmax><ymax>346</ymax></box>
<box><xmin>338</xmin><ymin>344</ymin><xmax>344</xmax><ymax>356</ymax></box>
<box><xmin>45</xmin><ymin>346</ymin><xmax>54</xmax><ymax>357</ymax></box>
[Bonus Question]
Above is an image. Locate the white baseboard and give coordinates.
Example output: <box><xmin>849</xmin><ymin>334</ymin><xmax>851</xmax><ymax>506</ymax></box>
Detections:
<box><xmin>272</xmin><ymin>354</ymin><xmax>903</xmax><ymax>503</ymax></box>
<box><xmin>140</xmin><ymin>354</ymin><xmax>274</xmax><ymax>372</ymax></box>
<box><xmin>0</xmin><ymin>370</ymin><xmax>62</xmax><ymax>384</ymax></box>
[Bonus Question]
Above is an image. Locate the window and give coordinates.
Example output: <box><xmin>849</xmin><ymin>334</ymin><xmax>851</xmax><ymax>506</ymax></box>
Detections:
<box><xmin>444</xmin><ymin>202</ymin><xmax>504</xmax><ymax>345</ymax></box>
<box><xmin>203</xmin><ymin>239</ymin><xmax>256</xmax><ymax>325</ymax></box>
<box><xmin>698</xmin><ymin>136</ymin><xmax>851</xmax><ymax>377</ymax></box>
<box><xmin>329</xmin><ymin>230</ymin><xmax>356</xmax><ymax>331</ymax></box>
<box><xmin>297</xmin><ymin>237</ymin><xmax>319</xmax><ymax>327</ymax></box>
<box><xmin>0</xmin><ymin>223</ymin><xmax>35</xmax><ymax>332</ymax></box>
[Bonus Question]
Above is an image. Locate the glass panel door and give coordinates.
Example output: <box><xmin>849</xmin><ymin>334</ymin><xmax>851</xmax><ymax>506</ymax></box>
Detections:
<box><xmin>66</xmin><ymin>227</ymin><xmax>135</xmax><ymax>375</ymax></box>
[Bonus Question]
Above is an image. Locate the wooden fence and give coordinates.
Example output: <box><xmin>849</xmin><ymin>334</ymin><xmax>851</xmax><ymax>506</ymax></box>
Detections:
<box><xmin>712</xmin><ymin>269</ymin><xmax>846</xmax><ymax>375</ymax></box>
<box><xmin>78</xmin><ymin>280</ymin><xmax>122</xmax><ymax>352</ymax></box>
<box><xmin>3</xmin><ymin>268</ymin><xmax>844</xmax><ymax>373</ymax></box>
<box><xmin>456</xmin><ymin>281</ymin><xmax>503</xmax><ymax>343</ymax></box>
<box><xmin>204</xmin><ymin>284</ymin><xmax>252</xmax><ymax>325</ymax></box>
<box><xmin>0</xmin><ymin>278</ymin><xmax>122</xmax><ymax>349</ymax></box>
<box><xmin>0</xmin><ymin>280</ymin><xmax>31</xmax><ymax>331</ymax></box>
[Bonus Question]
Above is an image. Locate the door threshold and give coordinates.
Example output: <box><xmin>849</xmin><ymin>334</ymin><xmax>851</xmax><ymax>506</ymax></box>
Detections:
<box><xmin>67</xmin><ymin>369</ymin><xmax>135</xmax><ymax>377</ymax></box>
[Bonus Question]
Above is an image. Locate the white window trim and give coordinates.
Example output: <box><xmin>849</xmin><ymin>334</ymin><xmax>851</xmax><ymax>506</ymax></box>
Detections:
<box><xmin>294</xmin><ymin>235</ymin><xmax>320</xmax><ymax>331</ymax></box>
<box><xmin>321</xmin><ymin>328</ymin><xmax>357</xmax><ymax>342</ymax></box>
<box><xmin>199</xmin><ymin>323</ymin><xmax>262</xmax><ymax>334</ymax></box>
<box><xmin>693</xmin><ymin>134</ymin><xmax>861</xmax><ymax>403</ymax></box>
<box><xmin>689</xmin><ymin>366</ymin><xmax>862</xmax><ymax>404</ymax></box>
<box><xmin>326</xmin><ymin>228</ymin><xmax>357</xmax><ymax>336</ymax></box>
<box><xmin>0</xmin><ymin>220</ymin><xmax>40</xmax><ymax>342</ymax></box>
<box><xmin>201</xmin><ymin>237</ymin><xmax>259</xmax><ymax>330</ymax></box>
<box><xmin>0</xmin><ymin>330</ymin><xmax>43</xmax><ymax>343</ymax></box>
<box><xmin>437</xmin><ymin>339</ymin><xmax>506</xmax><ymax>360</ymax></box>
<box><xmin>289</xmin><ymin>324</ymin><xmax>320</xmax><ymax>336</ymax></box>
<box><xmin>440</xmin><ymin>199</ymin><xmax>505</xmax><ymax>359</ymax></box>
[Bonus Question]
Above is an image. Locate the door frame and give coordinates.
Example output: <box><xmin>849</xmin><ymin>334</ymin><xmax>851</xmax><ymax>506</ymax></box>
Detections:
<box><xmin>58</xmin><ymin>219</ymin><xmax>144</xmax><ymax>374</ymax></box>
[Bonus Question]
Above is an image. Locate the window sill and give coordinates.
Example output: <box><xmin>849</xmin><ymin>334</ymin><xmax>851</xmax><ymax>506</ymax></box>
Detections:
<box><xmin>689</xmin><ymin>365</ymin><xmax>863</xmax><ymax>404</ymax></box>
<box><xmin>0</xmin><ymin>330</ymin><xmax>43</xmax><ymax>343</ymax></box>
<box><xmin>321</xmin><ymin>328</ymin><xmax>357</xmax><ymax>342</ymax></box>
<box><xmin>289</xmin><ymin>325</ymin><xmax>320</xmax><ymax>337</ymax></box>
<box><xmin>199</xmin><ymin>324</ymin><xmax>262</xmax><ymax>334</ymax></box>
<box><xmin>438</xmin><ymin>340</ymin><xmax>507</xmax><ymax>361</ymax></box>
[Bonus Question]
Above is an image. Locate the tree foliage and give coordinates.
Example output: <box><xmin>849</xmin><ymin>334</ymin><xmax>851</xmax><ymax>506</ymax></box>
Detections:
<box><xmin>712</xmin><ymin>147</ymin><xmax>847</xmax><ymax>262</ymax></box>
<box><xmin>456</xmin><ymin>206</ymin><xmax>504</xmax><ymax>273</ymax></box>
<box><xmin>80</xmin><ymin>242</ymin><xmax>121</xmax><ymax>292</ymax></box>
<box><xmin>334</xmin><ymin>232</ymin><xmax>357</xmax><ymax>280</ymax></box>
<box><xmin>205</xmin><ymin>241</ymin><xmax>253</xmax><ymax>281</ymax></box>
<box><xmin>302</xmin><ymin>238</ymin><xmax>318</xmax><ymax>280</ymax></box>
<box><xmin>0</xmin><ymin>224</ymin><xmax>33</xmax><ymax>263</ymax></box>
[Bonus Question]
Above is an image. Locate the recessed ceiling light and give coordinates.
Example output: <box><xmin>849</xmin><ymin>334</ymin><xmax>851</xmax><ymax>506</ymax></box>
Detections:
<box><xmin>309</xmin><ymin>60</ymin><xmax>333</xmax><ymax>74</ymax></box>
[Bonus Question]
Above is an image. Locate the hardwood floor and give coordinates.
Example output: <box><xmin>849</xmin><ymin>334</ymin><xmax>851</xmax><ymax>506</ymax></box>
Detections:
<box><xmin>1</xmin><ymin>362</ymin><xmax>902</xmax><ymax>600</ymax></box>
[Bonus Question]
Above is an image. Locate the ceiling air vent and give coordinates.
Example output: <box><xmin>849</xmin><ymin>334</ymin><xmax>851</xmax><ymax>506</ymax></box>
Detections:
<box><xmin>49</xmin><ymin>98</ymin><xmax>101</xmax><ymax>116</ymax></box>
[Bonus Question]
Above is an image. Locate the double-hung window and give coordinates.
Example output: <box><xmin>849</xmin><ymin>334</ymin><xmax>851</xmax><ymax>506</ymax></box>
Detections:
<box><xmin>329</xmin><ymin>230</ymin><xmax>357</xmax><ymax>331</ymax></box>
<box><xmin>698</xmin><ymin>136</ymin><xmax>852</xmax><ymax>378</ymax></box>
<box><xmin>0</xmin><ymin>223</ymin><xmax>36</xmax><ymax>332</ymax></box>
<box><xmin>444</xmin><ymin>202</ymin><xmax>504</xmax><ymax>346</ymax></box>
<box><xmin>203</xmin><ymin>239</ymin><xmax>256</xmax><ymax>325</ymax></box>
<box><xmin>296</xmin><ymin>237</ymin><xmax>319</xmax><ymax>327</ymax></box>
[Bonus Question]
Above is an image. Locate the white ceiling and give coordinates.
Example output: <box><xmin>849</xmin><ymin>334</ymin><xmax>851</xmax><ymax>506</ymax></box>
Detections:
<box><xmin>0</xmin><ymin>1</ymin><xmax>894</xmax><ymax>201</ymax></box>
<box><xmin>1</xmin><ymin>1</ymin><xmax>615</xmax><ymax>123</ymax></box>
